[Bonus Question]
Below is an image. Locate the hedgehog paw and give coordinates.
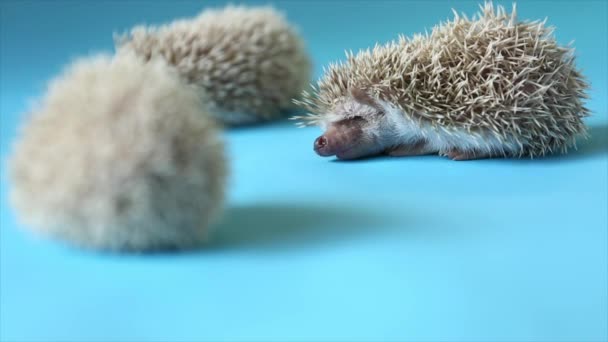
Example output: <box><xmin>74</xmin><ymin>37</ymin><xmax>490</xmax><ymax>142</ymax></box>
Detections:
<box><xmin>386</xmin><ymin>141</ymin><xmax>434</xmax><ymax>157</ymax></box>
<box><xmin>443</xmin><ymin>149</ymin><xmax>487</xmax><ymax>161</ymax></box>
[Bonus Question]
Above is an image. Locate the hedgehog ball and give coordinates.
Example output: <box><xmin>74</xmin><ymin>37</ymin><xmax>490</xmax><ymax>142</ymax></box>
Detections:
<box><xmin>8</xmin><ymin>53</ymin><xmax>227</xmax><ymax>251</ymax></box>
<box><xmin>117</xmin><ymin>5</ymin><xmax>311</xmax><ymax>126</ymax></box>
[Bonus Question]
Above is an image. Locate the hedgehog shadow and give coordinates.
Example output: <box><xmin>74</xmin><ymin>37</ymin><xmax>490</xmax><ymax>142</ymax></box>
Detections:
<box><xmin>207</xmin><ymin>203</ymin><xmax>397</xmax><ymax>251</ymax></box>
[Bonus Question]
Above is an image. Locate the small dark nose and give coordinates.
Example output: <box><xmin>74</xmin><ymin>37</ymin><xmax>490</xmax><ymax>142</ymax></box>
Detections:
<box><xmin>314</xmin><ymin>136</ymin><xmax>328</xmax><ymax>151</ymax></box>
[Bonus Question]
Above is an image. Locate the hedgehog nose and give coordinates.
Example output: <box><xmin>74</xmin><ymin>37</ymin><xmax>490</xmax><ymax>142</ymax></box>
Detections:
<box><xmin>314</xmin><ymin>135</ymin><xmax>331</xmax><ymax>155</ymax></box>
<box><xmin>315</xmin><ymin>136</ymin><xmax>327</xmax><ymax>149</ymax></box>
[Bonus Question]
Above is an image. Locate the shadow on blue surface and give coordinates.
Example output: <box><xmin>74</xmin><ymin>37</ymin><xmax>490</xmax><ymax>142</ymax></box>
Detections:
<box><xmin>224</xmin><ymin>109</ymin><xmax>308</xmax><ymax>130</ymax></box>
<box><xmin>210</xmin><ymin>203</ymin><xmax>397</xmax><ymax>251</ymax></box>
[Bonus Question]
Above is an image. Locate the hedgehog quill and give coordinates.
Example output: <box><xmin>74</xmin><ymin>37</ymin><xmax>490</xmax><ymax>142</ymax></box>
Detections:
<box><xmin>295</xmin><ymin>3</ymin><xmax>589</xmax><ymax>160</ymax></box>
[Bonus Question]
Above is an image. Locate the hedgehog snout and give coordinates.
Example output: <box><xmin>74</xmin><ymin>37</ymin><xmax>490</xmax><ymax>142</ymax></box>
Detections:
<box><xmin>314</xmin><ymin>135</ymin><xmax>332</xmax><ymax>156</ymax></box>
<box><xmin>313</xmin><ymin>117</ymin><xmax>368</xmax><ymax>158</ymax></box>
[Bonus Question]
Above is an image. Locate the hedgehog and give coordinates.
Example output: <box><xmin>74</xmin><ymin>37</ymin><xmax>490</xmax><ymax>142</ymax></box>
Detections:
<box><xmin>295</xmin><ymin>2</ymin><xmax>589</xmax><ymax>160</ymax></box>
<box><xmin>7</xmin><ymin>52</ymin><xmax>227</xmax><ymax>252</ymax></box>
<box><xmin>116</xmin><ymin>5</ymin><xmax>311</xmax><ymax>126</ymax></box>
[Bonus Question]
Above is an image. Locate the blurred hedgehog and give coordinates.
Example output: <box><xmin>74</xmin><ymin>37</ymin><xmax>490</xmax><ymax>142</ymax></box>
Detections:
<box><xmin>295</xmin><ymin>2</ymin><xmax>589</xmax><ymax>160</ymax></box>
<box><xmin>117</xmin><ymin>5</ymin><xmax>311</xmax><ymax>126</ymax></box>
<box><xmin>8</xmin><ymin>52</ymin><xmax>227</xmax><ymax>251</ymax></box>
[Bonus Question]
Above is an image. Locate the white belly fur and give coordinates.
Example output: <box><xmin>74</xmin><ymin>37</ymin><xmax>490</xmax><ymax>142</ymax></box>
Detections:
<box><xmin>379</xmin><ymin>100</ymin><xmax>524</xmax><ymax>157</ymax></box>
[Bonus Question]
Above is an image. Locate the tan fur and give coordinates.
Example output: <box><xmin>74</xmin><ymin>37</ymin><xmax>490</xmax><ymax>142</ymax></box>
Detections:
<box><xmin>117</xmin><ymin>5</ymin><xmax>311</xmax><ymax>125</ymax></box>
<box><xmin>8</xmin><ymin>52</ymin><xmax>227</xmax><ymax>251</ymax></box>
<box><xmin>296</xmin><ymin>2</ymin><xmax>589</xmax><ymax>157</ymax></box>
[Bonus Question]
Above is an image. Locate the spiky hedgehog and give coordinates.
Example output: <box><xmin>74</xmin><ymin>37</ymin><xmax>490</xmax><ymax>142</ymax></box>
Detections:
<box><xmin>117</xmin><ymin>5</ymin><xmax>311</xmax><ymax>126</ymax></box>
<box><xmin>295</xmin><ymin>2</ymin><xmax>589</xmax><ymax>160</ymax></box>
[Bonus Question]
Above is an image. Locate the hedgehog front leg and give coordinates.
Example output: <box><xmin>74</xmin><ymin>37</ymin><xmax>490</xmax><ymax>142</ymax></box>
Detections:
<box><xmin>385</xmin><ymin>140</ymin><xmax>436</xmax><ymax>157</ymax></box>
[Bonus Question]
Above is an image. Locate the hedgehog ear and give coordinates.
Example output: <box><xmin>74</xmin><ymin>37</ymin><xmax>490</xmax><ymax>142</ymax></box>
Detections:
<box><xmin>349</xmin><ymin>87</ymin><xmax>382</xmax><ymax>111</ymax></box>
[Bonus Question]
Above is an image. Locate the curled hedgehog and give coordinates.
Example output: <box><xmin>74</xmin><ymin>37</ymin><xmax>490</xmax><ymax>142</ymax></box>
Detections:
<box><xmin>8</xmin><ymin>52</ymin><xmax>227</xmax><ymax>251</ymax></box>
<box><xmin>295</xmin><ymin>2</ymin><xmax>589</xmax><ymax>160</ymax></box>
<box><xmin>117</xmin><ymin>5</ymin><xmax>311</xmax><ymax>126</ymax></box>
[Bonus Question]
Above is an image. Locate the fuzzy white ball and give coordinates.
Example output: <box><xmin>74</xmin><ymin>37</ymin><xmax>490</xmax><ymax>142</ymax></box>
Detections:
<box><xmin>8</xmin><ymin>52</ymin><xmax>227</xmax><ymax>251</ymax></box>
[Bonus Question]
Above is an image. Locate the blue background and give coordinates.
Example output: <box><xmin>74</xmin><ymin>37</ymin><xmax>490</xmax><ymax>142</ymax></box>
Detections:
<box><xmin>1</xmin><ymin>0</ymin><xmax>607</xmax><ymax>341</ymax></box>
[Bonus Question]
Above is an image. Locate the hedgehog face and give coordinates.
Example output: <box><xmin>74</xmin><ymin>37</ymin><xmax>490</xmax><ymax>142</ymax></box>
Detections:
<box><xmin>314</xmin><ymin>116</ymin><xmax>376</xmax><ymax>159</ymax></box>
<box><xmin>313</xmin><ymin>89</ymin><xmax>390</xmax><ymax>160</ymax></box>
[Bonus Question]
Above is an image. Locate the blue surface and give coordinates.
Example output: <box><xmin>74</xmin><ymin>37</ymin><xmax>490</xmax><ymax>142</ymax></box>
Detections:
<box><xmin>1</xmin><ymin>1</ymin><xmax>607</xmax><ymax>341</ymax></box>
